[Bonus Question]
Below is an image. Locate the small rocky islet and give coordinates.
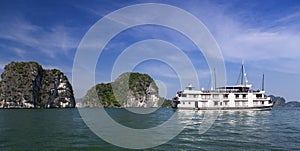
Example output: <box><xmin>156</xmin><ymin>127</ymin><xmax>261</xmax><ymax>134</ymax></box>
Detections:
<box><xmin>82</xmin><ymin>72</ymin><xmax>169</xmax><ymax>108</ymax></box>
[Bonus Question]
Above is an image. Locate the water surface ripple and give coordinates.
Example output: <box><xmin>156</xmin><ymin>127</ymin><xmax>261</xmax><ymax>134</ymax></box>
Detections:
<box><xmin>0</xmin><ymin>107</ymin><xmax>299</xmax><ymax>150</ymax></box>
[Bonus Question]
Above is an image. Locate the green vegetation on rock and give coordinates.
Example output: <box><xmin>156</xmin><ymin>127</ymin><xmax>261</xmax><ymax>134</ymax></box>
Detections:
<box><xmin>158</xmin><ymin>97</ymin><xmax>171</xmax><ymax>107</ymax></box>
<box><xmin>96</xmin><ymin>83</ymin><xmax>121</xmax><ymax>107</ymax></box>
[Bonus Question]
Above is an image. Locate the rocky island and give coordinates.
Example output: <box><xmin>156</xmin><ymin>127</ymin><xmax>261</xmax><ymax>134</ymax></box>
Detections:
<box><xmin>82</xmin><ymin>72</ymin><xmax>170</xmax><ymax>108</ymax></box>
<box><xmin>0</xmin><ymin>61</ymin><xmax>75</xmax><ymax>108</ymax></box>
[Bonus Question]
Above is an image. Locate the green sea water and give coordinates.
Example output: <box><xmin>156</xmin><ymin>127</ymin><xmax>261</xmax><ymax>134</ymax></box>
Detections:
<box><xmin>0</xmin><ymin>107</ymin><xmax>299</xmax><ymax>150</ymax></box>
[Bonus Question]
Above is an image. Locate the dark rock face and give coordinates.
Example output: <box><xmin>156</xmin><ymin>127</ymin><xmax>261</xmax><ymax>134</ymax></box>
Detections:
<box><xmin>0</xmin><ymin>62</ymin><xmax>75</xmax><ymax>108</ymax></box>
<box><xmin>269</xmin><ymin>95</ymin><xmax>286</xmax><ymax>107</ymax></box>
<box><xmin>41</xmin><ymin>69</ymin><xmax>75</xmax><ymax>108</ymax></box>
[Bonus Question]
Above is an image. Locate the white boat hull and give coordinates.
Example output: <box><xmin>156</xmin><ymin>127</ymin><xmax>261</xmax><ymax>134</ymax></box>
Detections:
<box><xmin>173</xmin><ymin>105</ymin><xmax>273</xmax><ymax>111</ymax></box>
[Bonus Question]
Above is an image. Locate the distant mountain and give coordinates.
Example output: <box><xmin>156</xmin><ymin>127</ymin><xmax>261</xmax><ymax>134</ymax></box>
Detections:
<box><xmin>0</xmin><ymin>61</ymin><xmax>75</xmax><ymax>108</ymax></box>
<box><xmin>285</xmin><ymin>101</ymin><xmax>300</xmax><ymax>107</ymax></box>
<box><xmin>83</xmin><ymin>72</ymin><xmax>170</xmax><ymax>108</ymax></box>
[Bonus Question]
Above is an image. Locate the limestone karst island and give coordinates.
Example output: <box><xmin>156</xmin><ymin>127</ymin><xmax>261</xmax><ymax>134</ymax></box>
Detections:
<box><xmin>82</xmin><ymin>72</ymin><xmax>169</xmax><ymax>108</ymax></box>
<box><xmin>0</xmin><ymin>61</ymin><xmax>75</xmax><ymax>108</ymax></box>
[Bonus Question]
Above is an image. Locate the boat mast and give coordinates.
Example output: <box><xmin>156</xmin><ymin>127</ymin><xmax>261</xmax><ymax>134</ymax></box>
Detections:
<box><xmin>236</xmin><ymin>61</ymin><xmax>250</xmax><ymax>87</ymax></box>
<box><xmin>241</xmin><ymin>63</ymin><xmax>244</xmax><ymax>85</ymax></box>
<box><xmin>242</xmin><ymin>62</ymin><xmax>249</xmax><ymax>86</ymax></box>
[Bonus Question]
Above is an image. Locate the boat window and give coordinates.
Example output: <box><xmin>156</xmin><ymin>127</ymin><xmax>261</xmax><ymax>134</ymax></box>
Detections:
<box><xmin>214</xmin><ymin>102</ymin><xmax>218</xmax><ymax>106</ymax></box>
<box><xmin>256</xmin><ymin>94</ymin><xmax>262</xmax><ymax>98</ymax></box>
<box><xmin>202</xmin><ymin>94</ymin><xmax>210</xmax><ymax>99</ymax></box>
<box><xmin>188</xmin><ymin>102</ymin><xmax>191</xmax><ymax>104</ymax></box>
<box><xmin>225</xmin><ymin>102</ymin><xmax>228</xmax><ymax>106</ymax></box>
<box><xmin>220</xmin><ymin>102</ymin><xmax>222</xmax><ymax>106</ymax></box>
<box><xmin>188</xmin><ymin>94</ymin><xmax>198</xmax><ymax>98</ymax></box>
<box><xmin>182</xmin><ymin>94</ymin><xmax>187</xmax><ymax>97</ymax></box>
<box><xmin>182</xmin><ymin>102</ymin><xmax>185</xmax><ymax>105</ymax></box>
<box><xmin>223</xmin><ymin>94</ymin><xmax>229</xmax><ymax>99</ymax></box>
<box><xmin>261</xmin><ymin>101</ymin><xmax>264</xmax><ymax>104</ymax></box>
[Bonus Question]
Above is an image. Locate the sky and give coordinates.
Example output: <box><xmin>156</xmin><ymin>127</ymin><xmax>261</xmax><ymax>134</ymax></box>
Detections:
<box><xmin>1</xmin><ymin>0</ymin><xmax>300</xmax><ymax>101</ymax></box>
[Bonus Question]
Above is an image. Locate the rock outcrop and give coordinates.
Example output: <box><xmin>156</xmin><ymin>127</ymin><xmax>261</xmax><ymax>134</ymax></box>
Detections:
<box><xmin>83</xmin><ymin>72</ymin><xmax>161</xmax><ymax>108</ymax></box>
<box><xmin>0</xmin><ymin>61</ymin><xmax>75</xmax><ymax>108</ymax></box>
<box><xmin>269</xmin><ymin>95</ymin><xmax>300</xmax><ymax>107</ymax></box>
<box><xmin>270</xmin><ymin>95</ymin><xmax>286</xmax><ymax>107</ymax></box>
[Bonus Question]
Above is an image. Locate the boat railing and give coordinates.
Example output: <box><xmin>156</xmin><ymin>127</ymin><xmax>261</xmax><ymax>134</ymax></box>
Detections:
<box><xmin>201</xmin><ymin>89</ymin><xmax>262</xmax><ymax>93</ymax></box>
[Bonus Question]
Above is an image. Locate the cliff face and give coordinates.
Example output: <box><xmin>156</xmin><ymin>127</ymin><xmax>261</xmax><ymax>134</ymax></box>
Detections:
<box><xmin>83</xmin><ymin>72</ymin><xmax>160</xmax><ymax>108</ymax></box>
<box><xmin>40</xmin><ymin>69</ymin><xmax>75</xmax><ymax>108</ymax></box>
<box><xmin>112</xmin><ymin>72</ymin><xmax>160</xmax><ymax>108</ymax></box>
<box><xmin>0</xmin><ymin>62</ymin><xmax>75</xmax><ymax>108</ymax></box>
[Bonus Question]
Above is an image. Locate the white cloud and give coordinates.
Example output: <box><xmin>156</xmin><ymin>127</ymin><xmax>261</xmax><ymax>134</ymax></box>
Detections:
<box><xmin>0</xmin><ymin>15</ymin><xmax>79</xmax><ymax>58</ymax></box>
<box><xmin>220</xmin><ymin>30</ymin><xmax>300</xmax><ymax>61</ymax></box>
<box><xmin>274</xmin><ymin>11</ymin><xmax>300</xmax><ymax>24</ymax></box>
<box><xmin>191</xmin><ymin>2</ymin><xmax>300</xmax><ymax>74</ymax></box>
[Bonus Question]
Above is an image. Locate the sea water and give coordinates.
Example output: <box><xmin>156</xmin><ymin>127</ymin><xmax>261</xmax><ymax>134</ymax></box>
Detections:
<box><xmin>0</xmin><ymin>107</ymin><xmax>299</xmax><ymax>150</ymax></box>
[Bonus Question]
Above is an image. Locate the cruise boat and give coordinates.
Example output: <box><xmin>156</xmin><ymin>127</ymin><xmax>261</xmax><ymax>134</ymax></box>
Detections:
<box><xmin>172</xmin><ymin>64</ymin><xmax>273</xmax><ymax>110</ymax></box>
